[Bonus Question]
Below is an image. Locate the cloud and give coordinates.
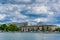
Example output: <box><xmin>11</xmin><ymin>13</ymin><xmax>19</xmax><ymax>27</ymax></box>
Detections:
<box><xmin>14</xmin><ymin>0</ymin><xmax>31</xmax><ymax>2</ymax></box>
<box><xmin>0</xmin><ymin>14</ymin><xmax>6</xmax><ymax>20</ymax></box>
<box><xmin>34</xmin><ymin>18</ymin><xmax>49</xmax><ymax>22</ymax></box>
<box><xmin>35</xmin><ymin>0</ymin><xmax>59</xmax><ymax>3</ymax></box>
<box><xmin>0</xmin><ymin>4</ymin><xmax>26</xmax><ymax>12</ymax></box>
<box><xmin>5</xmin><ymin>0</ymin><xmax>32</xmax><ymax>4</ymax></box>
<box><xmin>31</xmin><ymin>5</ymin><xmax>48</xmax><ymax>13</ymax></box>
<box><xmin>0</xmin><ymin>0</ymin><xmax>60</xmax><ymax>25</ymax></box>
<box><xmin>25</xmin><ymin>3</ymin><xmax>55</xmax><ymax>18</ymax></box>
<box><xmin>0</xmin><ymin>4</ymin><xmax>28</xmax><ymax>23</ymax></box>
<box><xmin>11</xmin><ymin>11</ymin><xmax>28</xmax><ymax>19</ymax></box>
<box><xmin>35</xmin><ymin>0</ymin><xmax>48</xmax><ymax>3</ymax></box>
<box><xmin>25</xmin><ymin>4</ymin><xmax>49</xmax><ymax>14</ymax></box>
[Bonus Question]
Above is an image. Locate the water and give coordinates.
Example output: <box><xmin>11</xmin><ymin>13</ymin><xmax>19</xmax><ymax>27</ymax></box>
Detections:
<box><xmin>0</xmin><ymin>32</ymin><xmax>60</xmax><ymax>40</ymax></box>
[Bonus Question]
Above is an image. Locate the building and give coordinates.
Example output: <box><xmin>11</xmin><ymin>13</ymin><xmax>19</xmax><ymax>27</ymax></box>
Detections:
<box><xmin>20</xmin><ymin>25</ymin><xmax>56</xmax><ymax>32</ymax></box>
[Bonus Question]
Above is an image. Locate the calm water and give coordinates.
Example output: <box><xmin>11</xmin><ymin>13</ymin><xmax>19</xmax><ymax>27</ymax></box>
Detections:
<box><xmin>0</xmin><ymin>32</ymin><xmax>60</xmax><ymax>40</ymax></box>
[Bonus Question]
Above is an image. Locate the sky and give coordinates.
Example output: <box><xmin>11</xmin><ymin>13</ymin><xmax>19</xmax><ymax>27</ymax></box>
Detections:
<box><xmin>0</xmin><ymin>0</ymin><xmax>60</xmax><ymax>26</ymax></box>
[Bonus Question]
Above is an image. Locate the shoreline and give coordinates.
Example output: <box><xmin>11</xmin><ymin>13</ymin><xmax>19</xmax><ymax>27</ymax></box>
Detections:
<box><xmin>0</xmin><ymin>31</ymin><xmax>60</xmax><ymax>34</ymax></box>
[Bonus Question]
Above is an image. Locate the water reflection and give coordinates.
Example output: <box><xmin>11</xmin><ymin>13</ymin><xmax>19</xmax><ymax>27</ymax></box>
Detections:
<box><xmin>0</xmin><ymin>33</ymin><xmax>60</xmax><ymax>40</ymax></box>
<box><xmin>35</xmin><ymin>33</ymin><xmax>60</xmax><ymax>40</ymax></box>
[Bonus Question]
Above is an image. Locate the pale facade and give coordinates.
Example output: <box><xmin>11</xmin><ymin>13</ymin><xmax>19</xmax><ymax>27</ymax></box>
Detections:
<box><xmin>20</xmin><ymin>25</ymin><xmax>56</xmax><ymax>32</ymax></box>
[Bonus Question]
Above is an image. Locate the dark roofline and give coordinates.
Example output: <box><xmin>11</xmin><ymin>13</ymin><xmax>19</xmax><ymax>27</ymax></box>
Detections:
<box><xmin>21</xmin><ymin>25</ymin><xmax>57</xmax><ymax>27</ymax></box>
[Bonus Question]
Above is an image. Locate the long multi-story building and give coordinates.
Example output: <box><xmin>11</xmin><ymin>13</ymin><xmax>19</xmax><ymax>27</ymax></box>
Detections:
<box><xmin>20</xmin><ymin>25</ymin><xmax>56</xmax><ymax>32</ymax></box>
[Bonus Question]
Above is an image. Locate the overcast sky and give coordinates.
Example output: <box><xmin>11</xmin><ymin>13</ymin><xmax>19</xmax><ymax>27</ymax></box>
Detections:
<box><xmin>0</xmin><ymin>0</ymin><xmax>60</xmax><ymax>26</ymax></box>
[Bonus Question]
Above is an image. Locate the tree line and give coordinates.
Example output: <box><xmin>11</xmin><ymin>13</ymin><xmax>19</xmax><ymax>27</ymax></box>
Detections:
<box><xmin>0</xmin><ymin>24</ymin><xmax>60</xmax><ymax>32</ymax></box>
<box><xmin>0</xmin><ymin>24</ymin><xmax>20</xmax><ymax>32</ymax></box>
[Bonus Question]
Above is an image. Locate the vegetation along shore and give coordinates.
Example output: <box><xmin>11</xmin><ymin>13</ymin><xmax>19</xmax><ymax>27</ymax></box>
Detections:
<box><xmin>0</xmin><ymin>23</ymin><xmax>60</xmax><ymax>32</ymax></box>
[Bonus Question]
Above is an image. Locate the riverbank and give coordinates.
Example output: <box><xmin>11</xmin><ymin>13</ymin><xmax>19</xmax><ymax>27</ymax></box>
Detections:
<box><xmin>0</xmin><ymin>31</ymin><xmax>60</xmax><ymax>34</ymax></box>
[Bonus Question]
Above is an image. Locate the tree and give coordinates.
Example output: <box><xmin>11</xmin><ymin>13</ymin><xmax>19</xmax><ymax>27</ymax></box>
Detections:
<box><xmin>19</xmin><ymin>27</ymin><xmax>22</xmax><ymax>31</ymax></box>
<box><xmin>55</xmin><ymin>28</ymin><xmax>60</xmax><ymax>32</ymax></box>
<box><xmin>42</xmin><ymin>26</ymin><xmax>44</xmax><ymax>32</ymax></box>
<box><xmin>0</xmin><ymin>24</ymin><xmax>8</xmax><ymax>31</ymax></box>
<box><xmin>8</xmin><ymin>24</ymin><xmax>18</xmax><ymax>31</ymax></box>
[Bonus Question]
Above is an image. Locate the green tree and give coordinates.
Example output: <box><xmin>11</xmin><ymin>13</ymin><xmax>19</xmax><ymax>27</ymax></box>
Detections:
<box><xmin>8</xmin><ymin>24</ymin><xmax>18</xmax><ymax>31</ymax></box>
<box><xmin>19</xmin><ymin>27</ymin><xmax>22</xmax><ymax>31</ymax></box>
<box><xmin>42</xmin><ymin>26</ymin><xmax>44</xmax><ymax>32</ymax></box>
<box><xmin>0</xmin><ymin>24</ymin><xmax>8</xmax><ymax>31</ymax></box>
<box><xmin>55</xmin><ymin>28</ymin><xmax>60</xmax><ymax>32</ymax></box>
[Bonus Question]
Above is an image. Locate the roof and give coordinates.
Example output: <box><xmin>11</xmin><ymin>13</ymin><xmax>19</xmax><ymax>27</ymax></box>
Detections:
<box><xmin>21</xmin><ymin>25</ymin><xmax>56</xmax><ymax>27</ymax></box>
